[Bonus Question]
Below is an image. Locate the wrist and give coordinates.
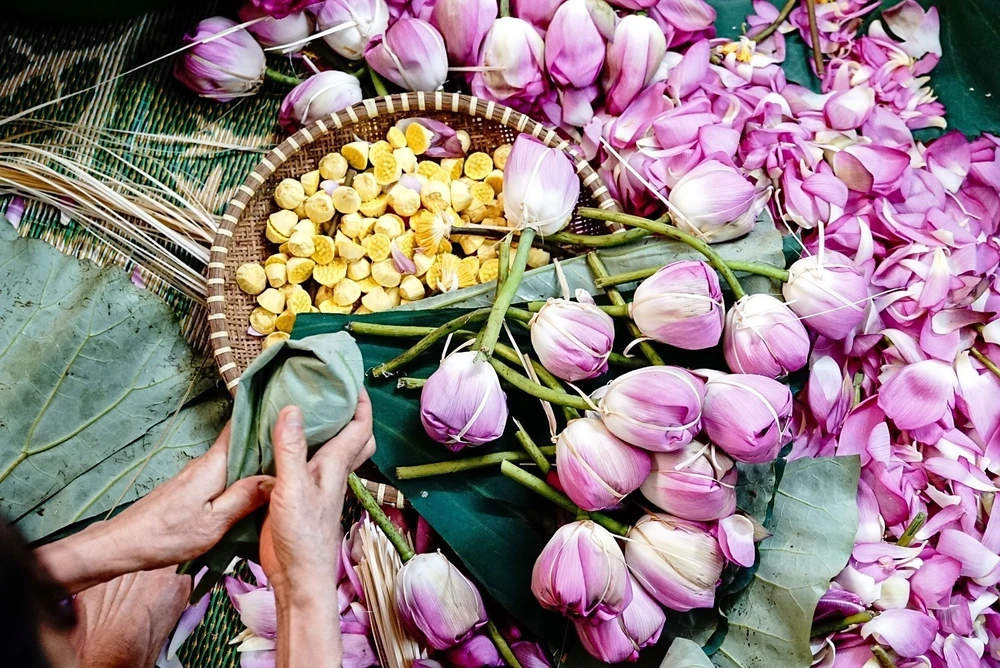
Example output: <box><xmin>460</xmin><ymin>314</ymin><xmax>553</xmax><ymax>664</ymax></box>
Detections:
<box><xmin>276</xmin><ymin>587</ymin><xmax>342</xmax><ymax>668</ymax></box>
<box><xmin>36</xmin><ymin>522</ymin><xmax>135</xmax><ymax>594</ymax></box>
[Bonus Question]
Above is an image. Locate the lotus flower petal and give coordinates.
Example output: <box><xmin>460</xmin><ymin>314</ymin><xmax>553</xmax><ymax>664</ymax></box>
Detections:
<box><xmin>877</xmin><ymin>359</ymin><xmax>957</xmax><ymax>431</ymax></box>
<box><xmin>860</xmin><ymin>609</ymin><xmax>938</xmax><ymax>658</ymax></box>
<box><xmin>718</xmin><ymin>514</ymin><xmax>755</xmax><ymax>567</ymax></box>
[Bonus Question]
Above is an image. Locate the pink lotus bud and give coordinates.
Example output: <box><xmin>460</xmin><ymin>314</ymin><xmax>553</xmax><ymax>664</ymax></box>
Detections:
<box><xmin>573</xmin><ymin>575</ymin><xmax>665</xmax><ymax>663</ymax></box>
<box><xmin>599</xmin><ymin>367</ymin><xmax>704</xmax><ymax>451</ymax></box>
<box><xmin>394</xmin><ymin>118</ymin><xmax>465</xmax><ymax>158</ymax></box>
<box><xmin>668</xmin><ymin>160</ymin><xmax>759</xmax><ymax>242</ymax></box>
<box><xmin>824</xmin><ymin>86</ymin><xmax>876</xmax><ymax>131</ymax></box>
<box><xmin>629</xmin><ymin>261</ymin><xmax>724</xmax><ymax>350</ymax></box>
<box><xmin>420</xmin><ymin>351</ymin><xmax>508</xmax><ymax>450</ymax></box>
<box><xmin>602</xmin><ymin>15</ymin><xmax>666</xmax><ymax>115</ymax></box>
<box><xmin>555</xmin><ymin>418</ymin><xmax>652</xmax><ymax>511</ymax></box>
<box><xmin>531</xmin><ymin>520</ymin><xmax>632</xmax><ymax>620</ymax></box>
<box><xmin>649</xmin><ymin>0</ymin><xmax>717</xmax><ymax>48</ymax></box>
<box><xmin>607</xmin><ymin>0</ymin><xmax>656</xmax><ymax>8</ymax></box>
<box><xmin>173</xmin><ymin>17</ymin><xmax>267</xmax><ymax>102</ymax></box>
<box><xmin>624</xmin><ymin>514</ymin><xmax>723</xmax><ymax>611</ymax></box>
<box><xmin>248</xmin><ymin>0</ymin><xmax>312</xmax><ymax>19</ymax></box>
<box><xmin>723</xmin><ymin>294</ymin><xmax>810</xmax><ymax>378</ymax></box>
<box><xmin>278</xmin><ymin>71</ymin><xmax>363</xmax><ymax>131</ymax></box>
<box><xmin>396</xmin><ymin>552</ymin><xmax>487</xmax><ymax>650</ymax></box>
<box><xmin>530</xmin><ymin>296</ymin><xmax>614</xmax><ymax>381</ymax></box>
<box><xmin>640</xmin><ymin>441</ymin><xmax>736</xmax><ymax>521</ymax></box>
<box><xmin>472</xmin><ymin>17</ymin><xmax>548</xmax><ymax>105</ymax></box>
<box><xmin>311</xmin><ymin>0</ymin><xmax>390</xmax><ymax>61</ymax></box>
<box><xmin>701</xmin><ymin>373</ymin><xmax>792</xmax><ymax>463</ymax></box>
<box><xmin>431</xmin><ymin>0</ymin><xmax>497</xmax><ymax>66</ymax></box>
<box><xmin>365</xmin><ymin>18</ymin><xmax>448</xmax><ymax>91</ymax></box>
<box><xmin>512</xmin><ymin>0</ymin><xmax>564</xmax><ymax>32</ymax></box>
<box><xmin>443</xmin><ymin>633</ymin><xmax>503</xmax><ymax>667</ymax></box>
<box><xmin>545</xmin><ymin>0</ymin><xmax>616</xmax><ymax>89</ymax></box>
<box><xmin>238</xmin><ymin>3</ymin><xmax>312</xmax><ymax>50</ymax></box>
<box><xmin>503</xmin><ymin>135</ymin><xmax>580</xmax><ymax>235</ymax></box>
<box><xmin>782</xmin><ymin>251</ymin><xmax>869</xmax><ymax>340</ymax></box>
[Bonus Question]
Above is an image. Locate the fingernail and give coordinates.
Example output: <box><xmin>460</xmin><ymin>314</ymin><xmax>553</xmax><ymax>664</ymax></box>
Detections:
<box><xmin>259</xmin><ymin>478</ymin><xmax>276</xmax><ymax>494</ymax></box>
<box><xmin>285</xmin><ymin>405</ymin><xmax>304</xmax><ymax>433</ymax></box>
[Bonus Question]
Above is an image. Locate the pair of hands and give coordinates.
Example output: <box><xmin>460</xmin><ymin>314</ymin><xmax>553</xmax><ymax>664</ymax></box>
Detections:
<box><xmin>38</xmin><ymin>391</ymin><xmax>375</xmax><ymax>667</ymax></box>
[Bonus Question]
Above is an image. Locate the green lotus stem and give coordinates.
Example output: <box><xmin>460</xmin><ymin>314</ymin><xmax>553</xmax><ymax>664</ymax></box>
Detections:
<box><xmin>349</xmin><ymin>323</ymin><xmax>441</xmax><ymax>338</ymax></box>
<box><xmin>586</xmin><ymin>252</ymin><xmax>665</xmax><ymax>366</ymax></box>
<box><xmin>264</xmin><ymin>68</ymin><xmax>303</xmax><ymax>86</ymax></box>
<box><xmin>500</xmin><ymin>461</ymin><xmax>630</xmax><ymax>537</ymax></box>
<box><xmin>486</xmin><ymin>620</ymin><xmax>522</xmax><ymax>668</ymax></box>
<box><xmin>578</xmin><ymin>208</ymin><xmax>748</xmax><ymax>300</ymax></box>
<box><xmin>395</xmin><ymin>447</ymin><xmax>557</xmax><ymax>479</ymax></box>
<box><xmin>526</xmin><ymin>302</ymin><xmax>629</xmax><ymax>317</ymax></box>
<box><xmin>450</xmin><ymin>226</ymin><xmax>651</xmax><ymax>249</ymax></box>
<box><xmin>487</xmin><ymin>357</ymin><xmax>591</xmax><ymax>409</ymax></box>
<box><xmin>477</xmin><ymin>227</ymin><xmax>537</xmax><ymax>360</ymax></box>
<box><xmin>493</xmin><ymin>342</ymin><xmax>580</xmax><ymax>422</ymax></box>
<box><xmin>498</xmin><ymin>239</ymin><xmax>511</xmax><ymax>288</ymax></box>
<box><xmin>595</xmin><ymin>260</ymin><xmax>789</xmax><ymax>289</ymax></box>
<box><xmin>369</xmin><ymin>67</ymin><xmax>390</xmax><ymax>96</ymax></box>
<box><xmin>810</xmin><ymin>611</ymin><xmax>875</xmax><ymax>637</ymax></box>
<box><xmin>896</xmin><ymin>512</ymin><xmax>926</xmax><ymax>547</ymax></box>
<box><xmin>872</xmin><ymin>646</ymin><xmax>896</xmax><ymax>668</ymax></box>
<box><xmin>516</xmin><ymin>424</ymin><xmax>551</xmax><ymax>475</ymax></box>
<box><xmin>347</xmin><ymin>473</ymin><xmax>414</xmax><ymax>562</ymax></box>
<box><xmin>853</xmin><ymin>372</ymin><xmax>865</xmax><ymax>407</ymax></box>
<box><xmin>359</xmin><ymin>308</ymin><xmax>492</xmax><ymax>377</ymax></box>
<box><xmin>397</xmin><ymin>377</ymin><xmax>426</xmax><ymax>390</ymax></box>
<box><xmin>750</xmin><ymin>0</ymin><xmax>796</xmax><ymax>42</ymax></box>
<box><xmin>506</xmin><ymin>307</ymin><xmax>533</xmax><ymax>323</ymax></box>
<box><xmin>805</xmin><ymin>0</ymin><xmax>825</xmax><ymax>77</ymax></box>
<box><xmin>971</xmin><ymin>348</ymin><xmax>1000</xmax><ymax>380</ymax></box>
<box><xmin>499</xmin><ymin>0</ymin><xmax>511</xmax><ymax>18</ymax></box>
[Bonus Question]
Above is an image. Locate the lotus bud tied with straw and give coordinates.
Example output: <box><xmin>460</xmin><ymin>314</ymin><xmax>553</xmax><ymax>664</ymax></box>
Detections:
<box><xmin>701</xmin><ymin>372</ymin><xmax>792</xmax><ymax>463</ymax></box>
<box><xmin>602</xmin><ymin>14</ymin><xmax>667</xmax><ymax>115</ymax></box>
<box><xmin>310</xmin><ymin>0</ymin><xmax>390</xmax><ymax>60</ymax></box>
<box><xmin>364</xmin><ymin>18</ymin><xmax>449</xmax><ymax>92</ymax></box>
<box><xmin>667</xmin><ymin>160</ymin><xmax>760</xmax><ymax>242</ymax></box>
<box><xmin>419</xmin><ymin>350</ymin><xmax>507</xmax><ymax>451</ymax></box>
<box><xmin>723</xmin><ymin>293</ymin><xmax>810</xmax><ymax>378</ymax></box>
<box><xmin>502</xmin><ymin>135</ymin><xmax>580</xmax><ymax>236</ymax></box>
<box><xmin>173</xmin><ymin>17</ymin><xmax>267</xmax><ymax>102</ymax></box>
<box><xmin>395</xmin><ymin>552</ymin><xmax>489</xmax><ymax>651</ymax></box>
<box><xmin>640</xmin><ymin>441</ymin><xmax>737</xmax><ymax>521</ymax></box>
<box><xmin>277</xmin><ymin>71</ymin><xmax>363</xmax><ymax>132</ymax></box>
<box><xmin>472</xmin><ymin>17</ymin><xmax>548</xmax><ymax>109</ymax></box>
<box><xmin>531</xmin><ymin>520</ymin><xmax>632</xmax><ymax>621</ymax></box>
<box><xmin>624</xmin><ymin>513</ymin><xmax>724</xmax><ymax>611</ymax></box>
<box><xmin>629</xmin><ymin>260</ymin><xmax>724</xmax><ymax>350</ymax></box>
<box><xmin>530</xmin><ymin>291</ymin><xmax>615</xmax><ymax>382</ymax></box>
<box><xmin>572</xmin><ymin>575</ymin><xmax>666</xmax><ymax>663</ymax></box>
<box><xmin>598</xmin><ymin>366</ymin><xmax>704</xmax><ymax>452</ymax></box>
<box><xmin>555</xmin><ymin>417</ymin><xmax>651</xmax><ymax>512</ymax></box>
<box><xmin>430</xmin><ymin>0</ymin><xmax>497</xmax><ymax>67</ymax></box>
<box><xmin>782</xmin><ymin>250</ymin><xmax>869</xmax><ymax>340</ymax></box>
<box><xmin>237</xmin><ymin>2</ymin><xmax>312</xmax><ymax>50</ymax></box>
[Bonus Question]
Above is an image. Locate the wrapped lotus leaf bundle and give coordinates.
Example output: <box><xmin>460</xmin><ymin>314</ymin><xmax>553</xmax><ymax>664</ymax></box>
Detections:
<box><xmin>227</xmin><ymin>331</ymin><xmax>365</xmax><ymax>484</ymax></box>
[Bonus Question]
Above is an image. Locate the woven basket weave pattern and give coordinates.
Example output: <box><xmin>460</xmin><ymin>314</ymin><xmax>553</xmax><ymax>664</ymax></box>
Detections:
<box><xmin>207</xmin><ymin>93</ymin><xmax>620</xmax><ymax>393</ymax></box>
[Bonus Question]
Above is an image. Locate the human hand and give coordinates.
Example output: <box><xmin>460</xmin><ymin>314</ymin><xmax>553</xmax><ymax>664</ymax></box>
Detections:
<box><xmin>73</xmin><ymin>567</ymin><xmax>190</xmax><ymax>668</ymax></box>
<box><xmin>259</xmin><ymin>389</ymin><xmax>375</xmax><ymax>601</ymax></box>
<box><xmin>38</xmin><ymin>424</ymin><xmax>274</xmax><ymax>593</ymax></box>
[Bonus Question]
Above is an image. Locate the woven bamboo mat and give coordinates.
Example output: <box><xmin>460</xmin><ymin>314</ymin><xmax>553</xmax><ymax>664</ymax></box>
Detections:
<box><xmin>0</xmin><ymin>8</ymin><xmax>298</xmax><ymax>665</ymax></box>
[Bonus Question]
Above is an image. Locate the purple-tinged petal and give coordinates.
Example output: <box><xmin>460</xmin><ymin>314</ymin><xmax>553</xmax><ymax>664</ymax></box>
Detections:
<box><xmin>239</xmin><ymin>650</ymin><xmax>277</xmax><ymax>668</ymax></box>
<box><xmin>718</xmin><ymin>515</ymin><xmax>755</xmax><ymax>568</ymax></box>
<box><xmin>943</xmin><ymin>634</ymin><xmax>981</xmax><ymax>666</ymax></box>
<box><xmin>924</xmin><ymin>457</ymin><xmax>998</xmax><ymax>492</ymax></box>
<box><xmin>342</xmin><ymin>632</ymin><xmax>379</xmax><ymax>668</ymax></box>
<box><xmin>5</xmin><ymin>196</ymin><xmax>24</xmax><ymax>226</ymax></box>
<box><xmin>937</xmin><ymin>530</ymin><xmax>1000</xmax><ymax>585</ymax></box>
<box><xmin>814</xmin><ymin>588</ymin><xmax>865</xmax><ymax>622</ymax></box>
<box><xmin>225</xmin><ymin>576</ymin><xmax>257</xmax><ymax>611</ymax></box>
<box><xmin>877</xmin><ymin>359</ymin><xmax>956</xmax><ymax>431</ymax></box>
<box><xmin>247</xmin><ymin>561</ymin><xmax>268</xmax><ymax>588</ymax></box>
<box><xmin>166</xmin><ymin>587</ymin><xmax>211</xmax><ymax>660</ymax></box>
<box><xmin>666</xmin><ymin>39</ymin><xmax>710</xmax><ymax>101</ymax></box>
<box><xmin>860</xmin><ymin>609</ymin><xmax>938</xmax><ymax>658</ymax></box>
<box><xmin>236</xmin><ymin>589</ymin><xmax>278</xmax><ymax>639</ymax></box>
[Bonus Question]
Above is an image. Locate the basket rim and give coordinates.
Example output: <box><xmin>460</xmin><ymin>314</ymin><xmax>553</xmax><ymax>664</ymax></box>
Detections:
<box><xmin>207</xmin><ymin>92</ymin><xmax>621</xmax><ymax>394</ymax></box>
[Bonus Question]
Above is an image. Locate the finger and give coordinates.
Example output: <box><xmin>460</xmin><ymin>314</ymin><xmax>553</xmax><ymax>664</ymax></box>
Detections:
<box><xmin>210</xmin><ymin>475</ymin><xmax>275</xmax><ymax>525</ymax></box>
<box><xmin>354</xmin><ymin>387</ymin><xmax>373</xmax><ymax>427</ymax></box>
<box><xmin>272</xmin><ymin>406</ymin><xmax>309</xmax><ymax>484</ymax></box>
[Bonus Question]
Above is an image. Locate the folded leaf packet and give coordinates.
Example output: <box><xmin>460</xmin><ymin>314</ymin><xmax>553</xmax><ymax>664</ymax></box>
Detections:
<box><xmin>228</xmin><ymin>331</ymin><xmax>365</xmax><ymax>484</ymax></box>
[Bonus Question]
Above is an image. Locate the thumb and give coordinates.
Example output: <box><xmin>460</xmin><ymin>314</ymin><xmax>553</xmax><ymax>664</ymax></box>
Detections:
<box><xmin>211</xmin><ymin>475</ymin><xmax>275</xmax><ymax>524</ymax></box>
<box><xmin>272</xmin><ymin>405</ymin><xmax>309</xmax><ymax>483</ymax></box>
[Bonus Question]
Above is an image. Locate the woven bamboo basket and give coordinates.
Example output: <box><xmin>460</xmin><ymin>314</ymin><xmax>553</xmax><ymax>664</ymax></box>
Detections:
<box><xmin>206</xmin><ymin>92</ymin><xmax>621</xmax><ymax>394</ymax></box>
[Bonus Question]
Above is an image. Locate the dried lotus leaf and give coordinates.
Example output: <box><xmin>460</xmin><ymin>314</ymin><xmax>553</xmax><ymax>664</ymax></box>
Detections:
<box><xmin>236</xmin><ymin>263</ymin><xmax>267</xmax><ymax>295</ymax></box>
<box><xmin>250</xmin><ymin>307</ymin><xmax>277</xmax><ymax>334</ymax></box>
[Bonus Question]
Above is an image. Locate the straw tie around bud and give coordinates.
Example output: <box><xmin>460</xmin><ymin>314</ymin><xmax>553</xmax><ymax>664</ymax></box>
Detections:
<box><xmin>782</xmin><ymin>251</ymin><xmax>869</xmax><ymax>340</ymax></box>
<box><xmin>723</xmin><ymin>294</ymin><xmax>810</xmax><ymax>378</ymax></box>
<box><xmin>502</xmin><ymin>135</ymin><xmax>580</xmax><ymax>236</ymax></box>
<box><xmin>173</xmin><ymin>17</ymin><xmax>267</xmax><ymax>102</ymax></box>
<box><xmin>599</xmin><ymin>366</ymin><xmax>704</xmax><ymax>452</ymax></box>
<box><xmin>668</xmin><ymin>160</ymin><xmax>760</xmax><ymax>242</ymax></box>
<box><xmin>395</xmin><ymin>552</ymin><xmax>488</xmax><ymax>650</ymax></box>
<box><xmin>419</xmin><ymin>350</ymin><xmax>508</xmax><ymax>450</ymax></box>
<box><xmin>238</xmin><ymin>3</ymin><xmax>312</xmax><ymax>50</ymax></box>
<box><xmin>365</xmin><ymin>18</ymin><xmax>449</xmax><ymax>92</ymax></box>
<box><xmin>701</xmin><ymin>372</ymin><xmax>792</xmax><ymax>463</ymax></box>
<box><xmin>572</xmin><ymin>575</ymin><xmax>665</xmax><ymax>663</ymax></box>
<box><xmin>640</xmin><ymin>441</ymin><xmax>736</xmax><ymax>521</ymax></box>
<box><xmin>624</xmin><ymin>513</ymin><xmax>724</xmax><ymax>612</ymax></box>
<box><xmin>555</xmin><ymin>417</ymin><xmax>652</xmax><ymax>512</ymax></box>
<box><xmin>278</xmin><ymin>71</ymin><xmax>363</xmax><ymax>132</ymax></box>
<box><xmin>472</xmin><ymin>17</ymin><xmax>548</xmax><ymax>108</ymax></box>
<box><xmin>628</xmin><ymin>260</ymin><xmax>724</xmax><ymax>350</ymax></box>
<box><xmin>310</xmin><ymin>0</ymin><xmax>390</xmax><ymax>61</ymax></box>
<box><xmin>530</xmin><ymin>295</ymin><xmax>615</xmax><ymax>382</ymax></box>
<box><xmin>531</xmin><ymin>520</ymin><xmax>632</xmax><ymax>621</ymax></box>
